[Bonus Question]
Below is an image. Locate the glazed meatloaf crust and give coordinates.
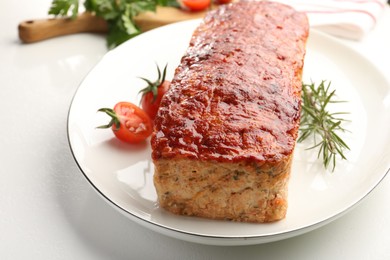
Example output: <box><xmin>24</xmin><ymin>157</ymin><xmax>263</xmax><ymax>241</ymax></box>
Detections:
<box><xmin>151</xmin><ymin>1</ymin><xmax>309</xmax><ymax>222</ymax></box>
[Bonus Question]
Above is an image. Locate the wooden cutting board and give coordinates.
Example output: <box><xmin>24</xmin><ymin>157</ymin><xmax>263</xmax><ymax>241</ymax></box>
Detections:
<box><xmin>18</xmin><ymin>6</ymin><xmax>207</xmax><ymax>44</ymax></box>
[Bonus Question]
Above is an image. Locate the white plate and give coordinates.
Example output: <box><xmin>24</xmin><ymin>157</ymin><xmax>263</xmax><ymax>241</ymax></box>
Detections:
<box><xmin>67</xmin><ymin>19</ymin><xmax>390</xmax><ymax>246</ymax></box>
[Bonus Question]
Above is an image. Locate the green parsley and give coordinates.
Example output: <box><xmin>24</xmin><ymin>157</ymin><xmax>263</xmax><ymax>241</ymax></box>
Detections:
<box><xmin>48</xmin><ymin>0</ymin><xmax>178</xmax><ymax>48</ymax></box>
<box><xmin>49</xmin><ymin>0</ymin><xmax>79</xmax><ymax>19</ymax></box>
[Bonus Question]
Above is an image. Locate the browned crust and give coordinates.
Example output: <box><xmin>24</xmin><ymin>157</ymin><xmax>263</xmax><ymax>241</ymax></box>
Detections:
<box><xmin>152</xmin><ymin>1</ymin><xmax>309</xmax><ymax>164</ymax></box>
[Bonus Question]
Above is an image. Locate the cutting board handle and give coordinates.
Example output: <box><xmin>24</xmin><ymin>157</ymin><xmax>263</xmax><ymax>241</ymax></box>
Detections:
<box><xmin>18</xmin><ymin>7</ymin><xmax>207</xmax><ymax>44</ymax></box>
<box><xmin>18</xmin><ymin>12</ymin><xmax>108</xmax><ymax>43</ymax></box>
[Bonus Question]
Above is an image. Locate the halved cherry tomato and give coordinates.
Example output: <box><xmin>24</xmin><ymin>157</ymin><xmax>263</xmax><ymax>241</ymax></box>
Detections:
<box><xmin>180</xmin><ymin>0</ymin><xmax>211</xmax><ymax>12</ymax></box>
<box><xmin>139</xmin><ymin>64</ymin><xmax>171</xmax><ymax>121</ymax></box>
<box><xmin>97</xmin><ymin>102</ymin><xmax>153</xmax><ymax>144</ymax></box>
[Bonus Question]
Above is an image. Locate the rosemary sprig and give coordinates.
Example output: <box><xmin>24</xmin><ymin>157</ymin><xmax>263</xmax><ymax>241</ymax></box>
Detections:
<box><xmin>298</xmin><ymin>80</ymin><xmax>350</xmax><ymax>171</ymax></box>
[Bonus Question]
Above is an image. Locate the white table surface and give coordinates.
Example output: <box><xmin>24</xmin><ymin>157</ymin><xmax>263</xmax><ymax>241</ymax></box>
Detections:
<box><xmin>1</xmin><ymin>1</ymin><xmax>389</xmax><ymax>259</ymax></box>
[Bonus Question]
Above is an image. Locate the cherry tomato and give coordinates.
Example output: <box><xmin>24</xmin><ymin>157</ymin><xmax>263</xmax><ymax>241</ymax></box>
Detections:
<box><xmin>213</xmin><ymin>0</ymin><xmax>232</xmax><ymax>4</ymax></box>
<box><xmin>97</xmin><ymin>102</ymin><xmax>153</xmax><ymax>144</ymax></box>
<box><xmin>141</xmin><ymin>80</ymin><xmax>170</xmax><ymax>121</ymax></box>
<box><xmin>180</xmin><ymin>0</ymin><xmax>211</xmax><ymax>12</ymax></box>
<box><xmin>139</xmin><ymin>64</ymin><xmax>171</xmax><ymax>121</ymax></box>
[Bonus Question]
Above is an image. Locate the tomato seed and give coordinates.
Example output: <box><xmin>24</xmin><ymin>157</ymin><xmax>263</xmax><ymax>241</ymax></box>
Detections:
<box><xmin>135</xmin><ymin>123</ymin><xmax>146</xmax><ymax>133</ymax></box>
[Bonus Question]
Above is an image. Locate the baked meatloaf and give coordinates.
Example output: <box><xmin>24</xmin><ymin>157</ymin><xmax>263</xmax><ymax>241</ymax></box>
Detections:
<box><xmin>151</xmin><ymin>1</ymin><xmax>309</xmax><ymax>222</ymax></box>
